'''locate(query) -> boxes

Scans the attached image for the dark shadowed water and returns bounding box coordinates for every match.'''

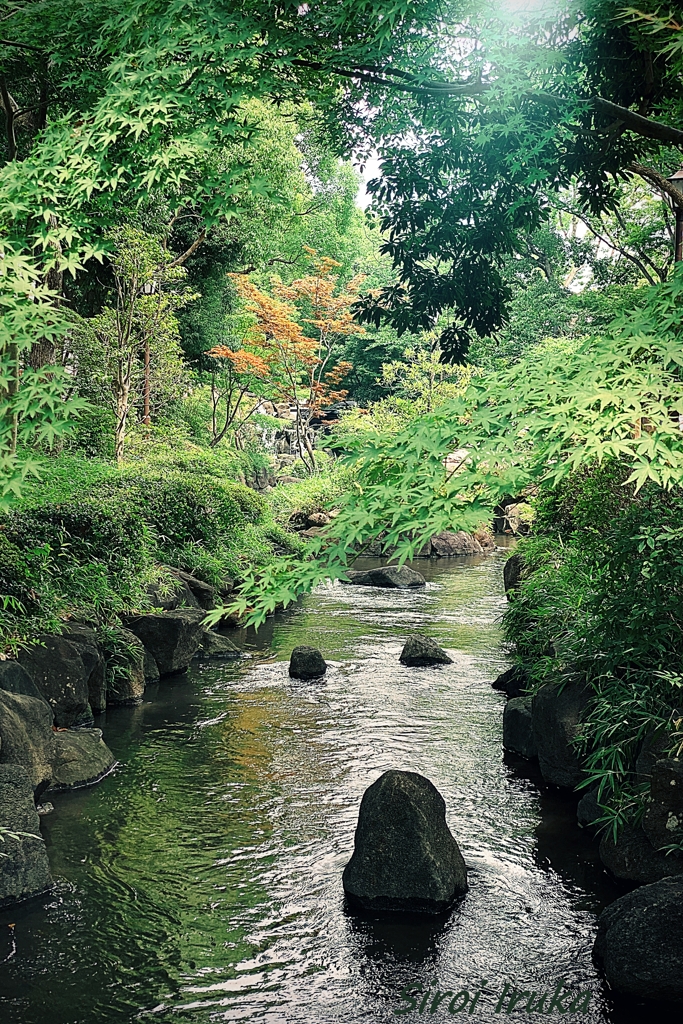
[0,552,649,1023]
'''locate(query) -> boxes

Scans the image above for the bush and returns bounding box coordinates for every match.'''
[504,461,683,836]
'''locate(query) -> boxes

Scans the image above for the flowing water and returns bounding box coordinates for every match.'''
[0,552,646,1023]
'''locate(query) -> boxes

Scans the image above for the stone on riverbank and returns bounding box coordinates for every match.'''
[643,758,683,851]
[492,665,528,699]
[503,553,524,598]
[593,875,683,1003]
[0,765,52,908]
[399,635,452,667]
[430,531,483,556]
[598,824,683,884]
[342,770,467,914]
[123,609,205,677]
[503,696,537,758]
[531,680,591,788]
[18,635,96,728]
[0,661,46,702]
[60,624,107,714]
[577,788,602,830]
[106,628,146,705]
[0,691,54,794]
[343,565,426,590]
[198,630,240,659]
[49,728,116,790]
[289,646,327,679]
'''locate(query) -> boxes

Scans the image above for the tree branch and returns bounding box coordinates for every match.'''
[167,229,206,268]
[0,37,44,53]
[627,162,683,206]
[291,58,683,149]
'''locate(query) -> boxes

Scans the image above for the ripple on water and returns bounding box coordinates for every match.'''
[0,554,638,1023]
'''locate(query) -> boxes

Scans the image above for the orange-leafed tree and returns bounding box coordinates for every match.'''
[205,344,272,448]
[232,250,363,471]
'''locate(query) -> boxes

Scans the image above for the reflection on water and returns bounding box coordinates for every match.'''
[0,553,645,1023]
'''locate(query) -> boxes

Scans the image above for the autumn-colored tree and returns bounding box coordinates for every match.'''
[232,251,362,471]
[205,344,272,448]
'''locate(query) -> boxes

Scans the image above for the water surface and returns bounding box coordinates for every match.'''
[0,553,641,1023]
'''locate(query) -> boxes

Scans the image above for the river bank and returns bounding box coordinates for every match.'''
[0,552,648,1024]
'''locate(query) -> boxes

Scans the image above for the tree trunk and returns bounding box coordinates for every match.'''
[115,385,130,463]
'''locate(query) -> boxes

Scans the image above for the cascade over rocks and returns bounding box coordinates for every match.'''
[0,691,54,794]
[18,635,97,728]
[122,609,205,676]
[49,728,116,790]
[594,875,683,1003]
[0,765,52,908]
[289,646,327,679]
[531,680,591,788]
[399,635,452,667]
[342,769,467,914]
[503,696,537,758]
[343,565,426,589]
[598,824,683,884]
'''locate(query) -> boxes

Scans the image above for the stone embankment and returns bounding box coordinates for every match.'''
[498,548,683,1003]
[0,568,239,907]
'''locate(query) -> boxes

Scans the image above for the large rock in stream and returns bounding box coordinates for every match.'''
[343,565,426,590]
[0,690,54,794]
[599,824,683,884]
[531,680,591,788]
[49,728,116,790]
[594,875,683,1003]
[503,696,537,758]
[399,635,452,667]
[342,770,467,914]
[289,646,327,680]
[0,765,53,907]
[18,635,98,727]
[122,609,205,676]
[430,531,483,556]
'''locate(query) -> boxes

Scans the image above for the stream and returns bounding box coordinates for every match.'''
[0,551,643,1023]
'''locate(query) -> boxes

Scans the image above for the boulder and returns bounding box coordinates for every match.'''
[307,511,330,527]
[198,630,240,659]
[106,628,146,705]
[635,728,670,786]
[146,578,197,611]
[173,570,216,611]
[18,635,95,728]
[503,696,537,758]
[0,691,54,794]
[643,758,683,851]
[122,609,205,677]
[598,824,683,884]
[492,665,528,699]
[503,552,524,597]
[143,650,160,684]
[531,680,591,788]
[289,646,327,680]
[0,661,46,702]
[593,875,683,1003]
[60,623,107,714]
[342,770,467,914]
[577,788,602,830]
[49,728,116,790]
[0,765,52,907]
[343,565,426,590]
[473,528,496,552]
[430,531,483,556]
[399,635,452,667]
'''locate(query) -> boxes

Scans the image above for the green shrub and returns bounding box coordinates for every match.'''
[504,461,683,837]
